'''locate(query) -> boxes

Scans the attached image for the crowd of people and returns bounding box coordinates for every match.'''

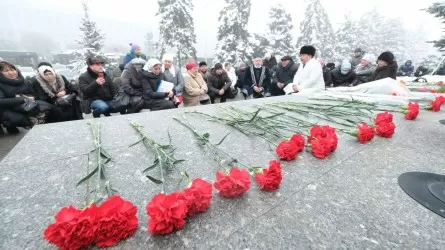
[0,42,419,135]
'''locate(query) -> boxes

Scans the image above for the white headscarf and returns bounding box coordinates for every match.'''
[161,54,176,77]
[38,66,56,80]
[362,54,376,65]
[144,58,161,72]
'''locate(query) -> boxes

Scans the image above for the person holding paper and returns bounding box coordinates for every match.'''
[142,59,176,111]
[162,54,184,103]
[183,62,208,107]
[288,45,325,94]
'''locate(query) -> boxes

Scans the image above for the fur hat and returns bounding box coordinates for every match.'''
[87,56,105,65]
[377,51,395,64]
[199,61,207,67]
[299,45,316,57]
[214,63,223,70]
[252,52,263,59]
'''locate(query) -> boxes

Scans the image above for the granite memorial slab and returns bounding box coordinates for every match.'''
[0,95,444,249]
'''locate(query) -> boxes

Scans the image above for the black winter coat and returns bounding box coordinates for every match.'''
[142,71,169,100]
[235,68,246,89]
[79,68,117,101]
[370,62,398,81]
[0,73,33,110]
[31,75,78,104]
[206,69,232,94]
[322,66,333,86]
[397,61,414,76]
[121,63,147,97]
[273,60,298,86]
[331,69,356,87]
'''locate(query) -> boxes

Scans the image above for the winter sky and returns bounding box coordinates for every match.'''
[1,0,443,57]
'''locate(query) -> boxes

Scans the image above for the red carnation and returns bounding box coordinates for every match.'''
[255,160,282,191]
[357,123,375,144]
[376,122,396,138]
[290,134,305,152]
[374,112,393,125]
[426,99,442,112]
[310,137,332,159]
[276,141,299,161]
[95,196,138,248]
[214,168,251,198]
[404,102,420,120]
[323,126,338,152]
[146,192,188,235]
[308,125,338,153]
[44,205,98,250]
[181,178,213,216]
[437,96,445,105]
[308,125,327,141]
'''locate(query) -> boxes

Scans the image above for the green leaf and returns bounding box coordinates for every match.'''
[100,147,112,159]
[160,145,170,150]
[143,159,159,173]
[203,133,210,139]
[173,159,185,165]
[215,133,231,146]
[101,157,111,165]
[146,175,163,184]
[129,139,143,148]
[77,166,99,186]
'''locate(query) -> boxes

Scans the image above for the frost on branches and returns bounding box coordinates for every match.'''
[296,0,337,61]
[424,2,445,53]
[335,14,364,61]
[253,4,295,58]
[214,0,253,66]
[157,0,198,66]
[74,1,105,74]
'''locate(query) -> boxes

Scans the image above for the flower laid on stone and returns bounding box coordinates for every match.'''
[403,102,420,120]
[179,178,213,217]
[276,140,299,161]
[290,134,305,152]
[214,168,251,198]
[376,121,396,138]
[307,125,338,159]
[374,111,393,125]
[146,192,188,235]
[348,123,376,144]
[254,160,282,192]
[426,96,445,112]
[44,196,138,249]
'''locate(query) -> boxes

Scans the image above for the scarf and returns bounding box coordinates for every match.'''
[0,73,27,97]
[250,65,266,87]
[162,64,176,78]
[36,70,65,98]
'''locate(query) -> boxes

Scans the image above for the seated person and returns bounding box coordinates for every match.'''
[79,56,118,118]
[207,63,233,103]
[32,62,83,122]
[331,59,356,87]
[120,58,147,113]
[270,55,298,96]
[162,54,184,103]
[414,65,430,77]
[141,59,176,111]
[397,60,414,76]
[351,54,376,86]
[290,45,325,92]
[183,62,208,107]
[369,51,398,81]
[319,59,333,88]
[243,54,271,98]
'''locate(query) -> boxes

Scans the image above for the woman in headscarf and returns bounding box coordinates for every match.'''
[0,61,41,134]
[161,54,184,104]
[32,62,83,122]
[122,43,147,66]
[183,61,208,107]
[120,58,147,113]
[142,59,176,111]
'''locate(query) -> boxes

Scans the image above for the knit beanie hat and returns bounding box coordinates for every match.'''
[340,59,352,74]
[214,63,223,70]
[377,51,395,64]
[186,62,198,70]
[130,43,140,51]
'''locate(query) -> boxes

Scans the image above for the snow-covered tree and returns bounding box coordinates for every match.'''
[73,1,105,74]
[356,8,385,55]
[250,33,270,58]
[157,0,197,66]
[214,0,252,66]
[296,0,337,61]
[335,14,364,60]
[424,2,445,53]
[264,4,295,58]
[380,18,409,63]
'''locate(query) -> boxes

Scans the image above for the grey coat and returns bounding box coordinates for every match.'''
[352,64,376,86]
[163,67,185,96]
[121,63,147,96]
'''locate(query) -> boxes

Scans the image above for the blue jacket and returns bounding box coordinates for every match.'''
[122,52,147,66]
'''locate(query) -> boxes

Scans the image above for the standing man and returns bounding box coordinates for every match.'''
[289,46,325,93]
[270,55,298,96]
[206,63,232,104]
[79,56,118,118]
[243,53,271,99]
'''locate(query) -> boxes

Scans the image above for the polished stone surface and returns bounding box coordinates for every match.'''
[1,94,445,249]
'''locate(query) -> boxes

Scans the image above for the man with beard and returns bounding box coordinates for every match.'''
[243,53,271,99]
[270,55,298,96]
[206,63,232,104]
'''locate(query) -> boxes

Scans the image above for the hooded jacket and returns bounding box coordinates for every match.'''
[121,63,148,97]
[397,60,414,76]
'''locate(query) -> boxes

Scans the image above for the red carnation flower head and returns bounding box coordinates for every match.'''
[180,178,213,216]
[254,160,282,192]
[310,137,332,159]
[374,112,393,125]
[289,134,305,152]
[426,99,442,112]
[376,122,396,138]
[146,192,188,235]
[44,205,98,250]
[214,168,251,198]
[95,196,138,248]
[437,96,445,105]
[309,125,327,141]
[276,141,299,161]
[403,102,420,120]
[357,123,375,144]
[323,125,338,152]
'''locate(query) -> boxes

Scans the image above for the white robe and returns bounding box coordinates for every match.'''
[288,58,325,93]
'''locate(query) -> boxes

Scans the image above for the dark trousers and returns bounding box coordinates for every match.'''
[0,110,33,128]
[269,82,285,96]
[144,99,176,111]
[208,89,233,104]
